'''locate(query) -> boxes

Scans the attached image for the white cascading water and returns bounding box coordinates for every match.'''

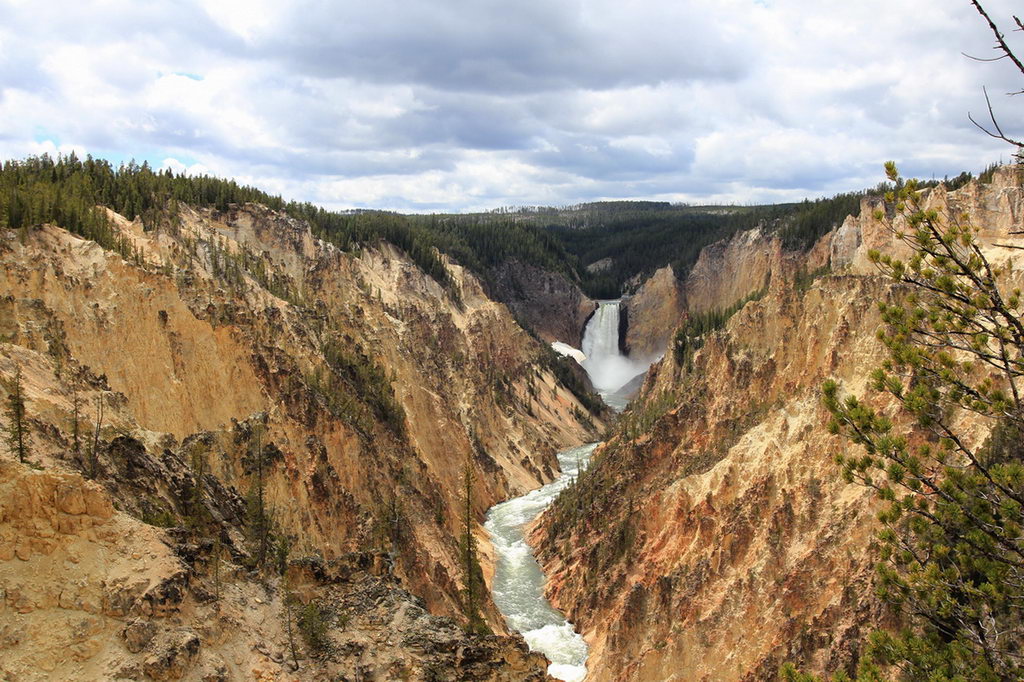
[581,300,648,411]
[485,443,597,682]
[485,301,654,680]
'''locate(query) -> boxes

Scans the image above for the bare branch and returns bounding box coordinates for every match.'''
[971,0,1024,76]
[968,87,1024,149]
[962,51,1009,63]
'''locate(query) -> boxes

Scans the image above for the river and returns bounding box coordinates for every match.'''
[485,300,652,680]
[484,442,597,681]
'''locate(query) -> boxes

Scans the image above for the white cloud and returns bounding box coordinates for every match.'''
[160,157,211,177]
[196,0,283,42]
[0,0,1021,210]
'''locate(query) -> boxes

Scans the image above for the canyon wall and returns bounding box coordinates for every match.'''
[622,265,683,360]
[624,226,791,364]
[0,202,602,679]
[535,167,1024,681]
[490,260,596,347]
[0,458,552,681]
[682,226,778,315]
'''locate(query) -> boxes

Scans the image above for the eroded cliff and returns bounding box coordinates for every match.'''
[0,458,553,681]
[535,167,1024,681]
[622,266,682,361]
[0,201,602,680]
[490,260,596,348]
[623,226,786,365]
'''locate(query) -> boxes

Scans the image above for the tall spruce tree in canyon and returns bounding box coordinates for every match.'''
[4,366,28,464]
[461,459,490,635]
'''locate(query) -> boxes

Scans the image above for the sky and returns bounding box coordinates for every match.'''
[1,0,1022,212]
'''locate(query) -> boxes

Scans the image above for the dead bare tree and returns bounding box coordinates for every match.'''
[966,1,1024,159]
[89,394,104,479]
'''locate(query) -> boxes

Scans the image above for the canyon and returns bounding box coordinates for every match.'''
[2,163,1021,682]
[534,167,1024,681]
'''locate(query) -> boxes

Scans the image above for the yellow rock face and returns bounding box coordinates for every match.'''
[1,200,602,622]
[536,168,1024,681]
[1,196,605,680]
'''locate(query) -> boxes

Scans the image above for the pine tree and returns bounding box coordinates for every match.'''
[245,419,273,568]
[787,5,1024,676]
[284,591,300,671]
[255,422,268,564]
[212,537,224,608]
[460,458,490,635]
[187,447,213,536]
[4,366,28,463]
[88,393,105,479]
[793,163,1024,681]
[71,387,81,461]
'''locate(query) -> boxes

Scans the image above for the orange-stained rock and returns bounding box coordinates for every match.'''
[624,265,683,360]
[0,194,595,681]
[536,168,1024,681]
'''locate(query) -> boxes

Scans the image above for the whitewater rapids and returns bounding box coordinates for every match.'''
[484,443,597,682]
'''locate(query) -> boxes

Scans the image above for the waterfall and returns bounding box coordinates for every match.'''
[581,300,647,411]
[484,303,657,681]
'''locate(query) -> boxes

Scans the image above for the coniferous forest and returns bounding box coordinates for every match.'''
[0,153,996,303]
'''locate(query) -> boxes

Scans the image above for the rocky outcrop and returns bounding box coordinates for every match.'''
[0,459,552,681]
[0,460,191,680]
[623,228,779,366]
[534,168,1024,681]
[622,265,683,360]
[283,557,553,681]
[683,226,778,315]
[828,167,1024,276]
[490,260,596,346]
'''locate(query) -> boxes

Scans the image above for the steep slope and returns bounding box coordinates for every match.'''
[489,261,596,348]
[682,226,779,315]
[534,168,1024,681]
[622,265,683,360]
[622,199,854,359]
[0,200,602,679]
[623,225,799,362]
[0,457,552,681]
[622,228,783,366]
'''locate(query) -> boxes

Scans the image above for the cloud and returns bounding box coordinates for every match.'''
[0,0,1021,211]
[251,0,750,93]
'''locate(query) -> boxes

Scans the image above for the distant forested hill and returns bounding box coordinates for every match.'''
[0,154,575,302]
[421,196,866,298]
[3,153,986,301]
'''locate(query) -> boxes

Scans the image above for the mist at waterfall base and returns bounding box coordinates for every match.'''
[581,300,651,411]
[485,443,597,682]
